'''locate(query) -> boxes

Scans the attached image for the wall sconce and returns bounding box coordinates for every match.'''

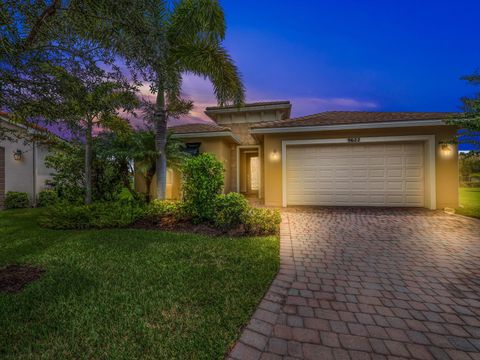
[270,149,280,161]
[13,149,23,161]
[440,143,453,158]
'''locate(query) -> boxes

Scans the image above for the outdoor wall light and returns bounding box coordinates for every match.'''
[440,143,453,158]
[270,149,280,161]
[13,149,23,161]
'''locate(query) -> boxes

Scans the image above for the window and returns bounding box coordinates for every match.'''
[185,143,201,156]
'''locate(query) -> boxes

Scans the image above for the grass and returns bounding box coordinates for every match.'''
[0,209,279,359]
[457,187,480,219]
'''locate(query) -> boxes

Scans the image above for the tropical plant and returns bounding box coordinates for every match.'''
[182,153,224,223]
[213,192,249,230]
[133,0,245,200]
[1,0,158,121]
[4,191,30,209]
[1,1,155,202]
[244,208,282,236]
[45,141,126,203]
[39,201,146,230]
[40,66,138,204]
[448,73,480,148]
[96,129,187,202]
[37,189,59,207]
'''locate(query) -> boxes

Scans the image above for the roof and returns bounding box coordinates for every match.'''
[252,111,457,129]
[0,112,69,142]
[168,122,241,143]
[168,123,230,134]
[205,101,291,111]
[0,111,49,133]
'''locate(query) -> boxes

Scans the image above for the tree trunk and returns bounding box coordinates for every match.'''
[145,176,152,203]
[154,85,168,200]
[85,119,93,204]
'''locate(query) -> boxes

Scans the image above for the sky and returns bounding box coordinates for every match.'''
[173,0,480,150]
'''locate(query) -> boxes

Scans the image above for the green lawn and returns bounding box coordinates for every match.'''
[0,209,279,359]
[457,187,480,219]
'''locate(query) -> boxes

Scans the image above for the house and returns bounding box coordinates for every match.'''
[0,113,54,207]
[136,101,459,209]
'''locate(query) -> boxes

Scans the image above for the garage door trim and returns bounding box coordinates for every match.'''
[281,135,436,209]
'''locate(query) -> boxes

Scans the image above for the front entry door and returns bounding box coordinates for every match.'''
[246,154,259,194]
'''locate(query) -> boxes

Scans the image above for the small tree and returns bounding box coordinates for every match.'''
[182,153,224,223]
[449,73,480,149]
[45,140,126,203]
[41,66,138,204]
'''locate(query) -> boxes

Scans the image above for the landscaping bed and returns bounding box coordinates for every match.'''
[0,264,45,293]
[132,215,230,236]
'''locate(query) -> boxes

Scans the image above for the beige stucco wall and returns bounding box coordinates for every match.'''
[0,121,53,206]
[135,138,233,200]
[213,110,285,126]
[262,126,459,209]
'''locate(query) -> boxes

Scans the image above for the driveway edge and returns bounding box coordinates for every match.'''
[228,214,294,360]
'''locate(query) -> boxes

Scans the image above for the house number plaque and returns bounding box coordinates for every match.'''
[347,137,361,143]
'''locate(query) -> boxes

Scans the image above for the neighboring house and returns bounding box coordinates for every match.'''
[136,101,459,210]
[0,113,54,207]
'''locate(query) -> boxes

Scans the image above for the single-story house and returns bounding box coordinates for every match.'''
[136,101,459,209]
[0,113,53,207]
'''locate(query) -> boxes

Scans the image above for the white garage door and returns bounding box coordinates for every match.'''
[286,142,425,207]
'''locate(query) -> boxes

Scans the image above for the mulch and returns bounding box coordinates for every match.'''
[0,264,45,293]
[132,216,246,237]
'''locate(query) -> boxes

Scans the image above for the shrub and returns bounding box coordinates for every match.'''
[39,201,146,230]
[4,192,30,209]
[37,190,59,207]
[244,207,282,236]
[145,200,186,219]
[213,193,249,230]
[182,153,224,223]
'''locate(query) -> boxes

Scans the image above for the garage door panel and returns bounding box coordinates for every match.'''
[405,168,422,178]
[335,169,350,178]
[286,142,425,207]
[352,169,368,178]
[405,143,424,153]
[386,168,403,177]
[368,157,386,165]
[406,155,423,165]
[369,169,385,178]
[386,155,403,164]
[406,195,423,205]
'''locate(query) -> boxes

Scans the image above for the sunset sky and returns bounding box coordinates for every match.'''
[173,0,479,135]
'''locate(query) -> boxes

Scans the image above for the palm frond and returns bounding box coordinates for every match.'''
[171,38,245,105]
[168,0,225,45]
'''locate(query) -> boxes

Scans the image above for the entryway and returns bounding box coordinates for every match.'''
[237,146,261,198]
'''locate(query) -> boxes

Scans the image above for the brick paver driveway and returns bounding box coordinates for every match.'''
[229,208,480,360]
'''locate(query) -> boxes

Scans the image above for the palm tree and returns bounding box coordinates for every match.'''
[148,0,245,199]
[97,129,188,202]
[133,131,187,202]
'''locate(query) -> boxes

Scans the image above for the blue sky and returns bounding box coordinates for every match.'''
[181,0,479,125]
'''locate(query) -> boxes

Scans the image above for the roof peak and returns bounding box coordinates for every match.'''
[205,101,291,111]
